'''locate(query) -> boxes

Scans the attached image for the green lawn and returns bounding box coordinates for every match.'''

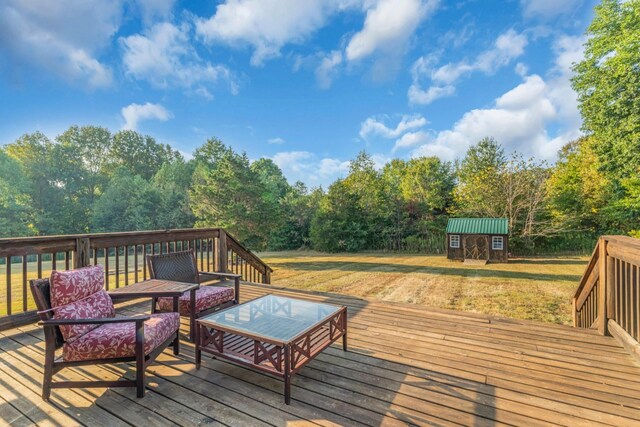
[257,252,589,325]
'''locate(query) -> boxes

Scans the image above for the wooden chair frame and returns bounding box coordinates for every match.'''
[30,278,180,400]
[146,250,241,341]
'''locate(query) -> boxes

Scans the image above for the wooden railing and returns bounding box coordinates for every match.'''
[0,228,272,329]
[573,235,640,360]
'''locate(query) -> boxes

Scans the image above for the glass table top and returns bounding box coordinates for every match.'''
[198,294,343,343]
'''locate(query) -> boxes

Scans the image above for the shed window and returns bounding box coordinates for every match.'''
[450,235,460,248]
[492,236,504,250]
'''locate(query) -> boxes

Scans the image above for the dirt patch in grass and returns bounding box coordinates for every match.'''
[258,251,588,325]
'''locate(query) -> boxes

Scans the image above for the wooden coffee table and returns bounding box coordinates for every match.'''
[195,294,347,404]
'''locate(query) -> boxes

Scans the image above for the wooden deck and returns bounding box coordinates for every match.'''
[1,283,640,426]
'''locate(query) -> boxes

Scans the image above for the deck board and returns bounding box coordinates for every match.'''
[1,283,640,426]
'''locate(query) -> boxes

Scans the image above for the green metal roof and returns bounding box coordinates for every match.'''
[446,218,508,235]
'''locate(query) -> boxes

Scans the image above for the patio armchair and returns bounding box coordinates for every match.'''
[146,249,241,341]
[30,265,180,400]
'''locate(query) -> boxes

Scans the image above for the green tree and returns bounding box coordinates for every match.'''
[454,137,506,217]
[0,150,35,237]
[109,130,180,180]
[269,182,322,250]
[55,126,112,204]
[572,0,640,175]
[571,0,640,235]
[4,132,67,234]
[546,137,609,232]
[152,159,196,229]
[91,168,163,232]
[190,138,277,249]
[310,179,370,252]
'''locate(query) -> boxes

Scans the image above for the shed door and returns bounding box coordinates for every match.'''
[464,235,489,260]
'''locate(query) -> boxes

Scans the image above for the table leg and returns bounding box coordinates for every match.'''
[342,308,348,351]
[195,324,202,369]
[284,345,291,405]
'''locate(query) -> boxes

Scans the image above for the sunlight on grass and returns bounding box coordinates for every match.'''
[258,251,588,325]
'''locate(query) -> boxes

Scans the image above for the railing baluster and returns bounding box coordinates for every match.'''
[124,245,129,287]
[6,256,11,315]
[37,254,42,279]
[143,244,148,280]
[105,248,110,290]
[22,255,28,312]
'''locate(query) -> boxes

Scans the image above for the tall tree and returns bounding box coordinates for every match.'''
[572,0,640,176]
[152,159,196,229]
[0,150,35,237]
[109,130,180,180]
[91,168,163,232]
[190,138,277,249]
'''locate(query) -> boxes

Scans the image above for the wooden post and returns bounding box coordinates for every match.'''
[572,297,577,327]
[606,253,615,324]
[598,237,608,335]
[264,269,271,285]
[217,229,228,273]
[74,238,91,269]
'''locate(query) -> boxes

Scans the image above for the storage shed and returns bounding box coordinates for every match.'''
[446,218,509,263]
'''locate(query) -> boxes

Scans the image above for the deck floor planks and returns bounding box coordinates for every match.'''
[0,283,639,426]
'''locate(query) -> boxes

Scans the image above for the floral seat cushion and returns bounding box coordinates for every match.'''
[50,265,114,342]
[156,286,234,315]
[62,312,180,362]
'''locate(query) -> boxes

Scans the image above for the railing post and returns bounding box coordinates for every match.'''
[572,297,577,327]
[217,229,228,273]
[74,238,90,269]
[606,253,615,324]
[264,270,271,285]
[598,237,608,335]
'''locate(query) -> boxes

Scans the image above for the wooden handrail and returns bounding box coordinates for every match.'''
[0,228,272,330]
[573,235,640,362]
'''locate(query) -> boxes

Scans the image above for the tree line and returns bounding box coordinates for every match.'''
[0,0,637,254]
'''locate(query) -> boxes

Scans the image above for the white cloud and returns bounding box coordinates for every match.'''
[360,114,428,140]
[345,0,437,62]
[272,151,350,185]
[267,137,285,144]
[0,0,120,88]
[408,29,528,105]
[393,130,430,152]
[196,0,347,66]
[136,0,176,24]
[315,50,343,89]
[521,0,583,20]
[121,102,172,131]
[408,84,455,105]
[411,34,585,163]
[121,22,237,98]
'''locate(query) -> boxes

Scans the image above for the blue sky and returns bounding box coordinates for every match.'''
[0,0,596,186]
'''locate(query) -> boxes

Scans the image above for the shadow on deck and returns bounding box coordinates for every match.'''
[1,283,639,426]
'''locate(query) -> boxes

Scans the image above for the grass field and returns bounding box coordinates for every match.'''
[2,251,588,325]
[258,251,589,325]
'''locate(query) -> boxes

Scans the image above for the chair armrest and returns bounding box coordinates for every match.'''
[199,271,242,280]
[39,315,150,327]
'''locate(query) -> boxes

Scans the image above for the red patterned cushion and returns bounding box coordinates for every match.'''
[50,265,114,342]
[156,286,234,315]
[62,313,180,362]
[50,265,105,307]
